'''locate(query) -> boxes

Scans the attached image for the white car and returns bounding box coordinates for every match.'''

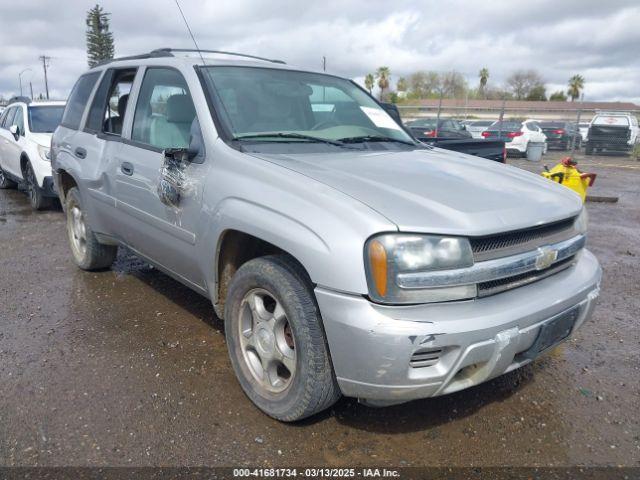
[482,118,548,156]
[463,119,495,139]
[0,98,66,209]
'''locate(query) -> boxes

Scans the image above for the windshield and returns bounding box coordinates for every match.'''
[28,106,65,133]
[200,66,415,149]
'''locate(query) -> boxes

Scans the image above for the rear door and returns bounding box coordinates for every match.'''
[80,67,137,235]
[114,66,207,289]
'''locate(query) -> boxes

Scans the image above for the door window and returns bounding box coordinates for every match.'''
[131,68,197,150]
[85,68,136,136]
[61,72,101,130]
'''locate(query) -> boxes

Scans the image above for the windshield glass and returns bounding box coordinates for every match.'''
[28,106,65,133]
[200,66,415,148]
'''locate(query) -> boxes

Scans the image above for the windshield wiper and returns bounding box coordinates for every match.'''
[337,135,416,146]
[233,132,349,147]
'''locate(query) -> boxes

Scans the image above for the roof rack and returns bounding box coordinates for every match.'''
[151,48,286,64]
[95,49,174,67]
[7,96,31,105]
[94,48,286,68]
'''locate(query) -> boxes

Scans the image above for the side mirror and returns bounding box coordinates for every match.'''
[9,125,19,139]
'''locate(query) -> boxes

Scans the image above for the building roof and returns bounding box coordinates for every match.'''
[411,98,640,112]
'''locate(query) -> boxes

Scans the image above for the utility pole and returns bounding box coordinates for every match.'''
[322,56,326,72]
[39,55,51,99]
[30,82,34,100]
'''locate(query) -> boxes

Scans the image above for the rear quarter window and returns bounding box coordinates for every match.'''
[61,72,101,130]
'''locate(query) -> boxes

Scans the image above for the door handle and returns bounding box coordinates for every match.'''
[121,162,134,176]
[74,147,87,159]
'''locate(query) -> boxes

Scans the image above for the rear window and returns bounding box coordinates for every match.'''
[592,115,629,126]
[471,120,494,127]
[28,106,65,133]
[61,72,101,130]
[487,121,521,131]
[540,122,564,128]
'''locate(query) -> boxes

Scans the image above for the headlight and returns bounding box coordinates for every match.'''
[365,234,476,304]
[38,145,51,162]
[574,208,588,235]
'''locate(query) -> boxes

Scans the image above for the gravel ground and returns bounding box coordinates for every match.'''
[0,151,638,467]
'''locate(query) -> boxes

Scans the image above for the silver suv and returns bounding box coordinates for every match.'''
[52,49,602,421]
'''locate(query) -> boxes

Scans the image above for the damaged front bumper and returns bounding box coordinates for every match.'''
[316,249,601,405]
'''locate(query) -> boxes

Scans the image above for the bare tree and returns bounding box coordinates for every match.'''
[506,69,545,100]
[440,71,468,98]
[407,71,440,98]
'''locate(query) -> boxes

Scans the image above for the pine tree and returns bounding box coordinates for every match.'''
[86,4,115,68]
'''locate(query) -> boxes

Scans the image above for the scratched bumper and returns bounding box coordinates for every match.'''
[315,249,601,404]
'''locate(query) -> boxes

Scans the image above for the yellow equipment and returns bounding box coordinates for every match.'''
[542,157,596,202]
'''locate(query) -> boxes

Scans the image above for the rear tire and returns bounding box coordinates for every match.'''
[0,165,17,189]
[65,187,117,270]
[224,254,340,421]
[24,161,52,210]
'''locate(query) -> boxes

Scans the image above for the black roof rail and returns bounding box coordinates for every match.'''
[151,48,286,64]
[7,96,31,105]
[94,49,174,67]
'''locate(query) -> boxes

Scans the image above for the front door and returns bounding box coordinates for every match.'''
[3,107,26,177]
[114,67,207,290]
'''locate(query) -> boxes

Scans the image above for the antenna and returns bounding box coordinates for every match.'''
[173,0,206,65]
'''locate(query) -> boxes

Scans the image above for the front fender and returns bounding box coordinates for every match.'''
[204,194,393,304]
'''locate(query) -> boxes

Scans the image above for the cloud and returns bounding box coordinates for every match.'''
[0,0,638,103]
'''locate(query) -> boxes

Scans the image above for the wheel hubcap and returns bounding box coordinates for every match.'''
[238,288,296,393]
[68,205,87,258]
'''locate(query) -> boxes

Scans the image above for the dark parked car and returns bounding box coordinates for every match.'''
[405,118,472,139]
[539,121,582,150]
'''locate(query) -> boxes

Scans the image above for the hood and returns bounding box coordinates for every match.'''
[29,132,52,148]
[249,148,583,236]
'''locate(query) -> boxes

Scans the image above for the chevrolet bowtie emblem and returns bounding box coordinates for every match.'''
[535,246,558,270]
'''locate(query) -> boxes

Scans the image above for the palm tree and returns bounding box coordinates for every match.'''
[478,67,489,97]
[567,74,585,101]
[364,73,375,95]
[376,66,391,100]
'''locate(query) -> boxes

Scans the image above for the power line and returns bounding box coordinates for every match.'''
[39,55,51,100]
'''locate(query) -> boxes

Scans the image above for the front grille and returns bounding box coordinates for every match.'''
[470,218,576,261]
[477,256,575,298]
[410,348,443,368]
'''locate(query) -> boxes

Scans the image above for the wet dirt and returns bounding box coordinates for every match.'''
[0,152,638,467]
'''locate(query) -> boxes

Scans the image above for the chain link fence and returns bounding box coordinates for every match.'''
[397,99,640,160]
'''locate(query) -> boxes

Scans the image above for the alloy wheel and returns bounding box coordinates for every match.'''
[68,205,87,259]
[238,288,296,393]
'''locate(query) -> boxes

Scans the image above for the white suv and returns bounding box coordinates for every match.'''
[0,97,66,209]
[482,118,548,156]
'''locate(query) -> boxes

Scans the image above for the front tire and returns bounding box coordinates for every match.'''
[24,161,52,210]
[224,254,340,421]
[65,187,117,270]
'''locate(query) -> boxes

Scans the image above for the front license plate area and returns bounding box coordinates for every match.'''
[523,307,580,359]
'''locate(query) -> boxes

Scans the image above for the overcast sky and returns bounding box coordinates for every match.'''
[0,0,638,103]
